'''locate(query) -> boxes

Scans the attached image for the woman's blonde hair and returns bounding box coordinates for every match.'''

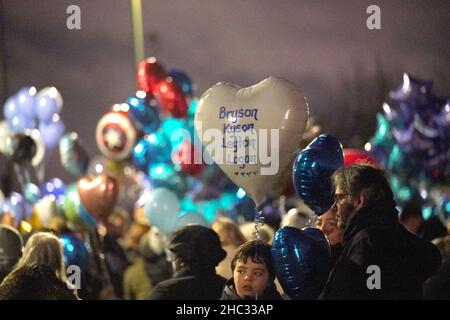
[212,217,246,247]
[6,232,66,282]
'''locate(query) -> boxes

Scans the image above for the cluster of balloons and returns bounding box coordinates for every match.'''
[366,73,449,219]
[2,86,65,149]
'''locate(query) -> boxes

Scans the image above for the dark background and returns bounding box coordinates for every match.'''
[0,0,449,184]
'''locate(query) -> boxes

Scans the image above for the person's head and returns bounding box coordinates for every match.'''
[8,232,66,282]
[332,164,394,229]
[212,217,246,247]
[168,225,226,273]
[315,207,343,246]
[399,200,424,235]
[124,222,151,251]
[0,225,23,281]
[231,240,275,299]
[106,207,129,239]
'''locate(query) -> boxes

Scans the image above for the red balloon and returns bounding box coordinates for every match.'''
[137,57,166,94]
[343,148,379,167]
[77,174,119,221]
[154,77,188,118]
[178,140,204,175]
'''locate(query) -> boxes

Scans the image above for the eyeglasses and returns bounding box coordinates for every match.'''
[333,193,348,203]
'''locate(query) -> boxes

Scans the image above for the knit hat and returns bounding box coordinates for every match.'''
[169,225,226,268]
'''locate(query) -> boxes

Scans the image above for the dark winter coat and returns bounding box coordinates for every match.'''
[319,200,441,300]
[148,266,227,300]
[0,266,77,300]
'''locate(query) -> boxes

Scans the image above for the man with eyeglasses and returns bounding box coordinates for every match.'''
[319,164,441,300]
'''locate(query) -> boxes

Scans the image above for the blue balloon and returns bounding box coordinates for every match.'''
[175,212,208,228]
[293,134,344,215]
[3,96,19,120]
[127,93,161,134]
[161,117,189,149]
[133,132,171,169]
[168,70,193,98]
[144,188,180,234]
[180,196,199,214]
[9,114,35,133]
[2,192,27,226]
[148,163,187,197]
[39,116,65,149]
[42,178,66,204]
[60,233,89,271]
[59,132,90,177]
[272,226,331,300]
[36,94,58,122]
[16,87,37,120]
[78,202,97,226]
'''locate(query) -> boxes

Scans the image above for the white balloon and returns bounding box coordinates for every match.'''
[194,76,308,206]
[38,87,63,112]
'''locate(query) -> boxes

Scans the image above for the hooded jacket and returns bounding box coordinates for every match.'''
[220,278,283,300]
[319,199,441,300]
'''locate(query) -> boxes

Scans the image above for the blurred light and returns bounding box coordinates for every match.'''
[364,142,372,152]
[402,73,410,93]
[422,206,432,220]
[20,221,32,233]
[382,103,391,115]
[136,90,146,99]
[67,244,74,252]
[95,164,103,173]
[420,189,428,199]
[236,188,246,199]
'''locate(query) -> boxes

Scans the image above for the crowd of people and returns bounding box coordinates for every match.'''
[0,164,449,300]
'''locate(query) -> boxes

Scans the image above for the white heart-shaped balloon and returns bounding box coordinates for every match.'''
[195,76,308,206]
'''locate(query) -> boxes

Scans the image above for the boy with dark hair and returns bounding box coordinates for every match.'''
[221,240,283,300]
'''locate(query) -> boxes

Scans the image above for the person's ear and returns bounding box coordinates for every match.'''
[356,193,366,209]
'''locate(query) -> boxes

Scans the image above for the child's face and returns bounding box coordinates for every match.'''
[233,258,270,299]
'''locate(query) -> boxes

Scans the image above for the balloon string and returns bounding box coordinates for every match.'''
[253,209,264,241]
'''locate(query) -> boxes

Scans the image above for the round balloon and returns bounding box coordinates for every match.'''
[127,91,161,134]
[59,132,90,177]
[195,76,308,207]
[144,188,180,234]
[42,178,66,204]
[63,183,83,226]
[96,111,137,161]
[343,148,379,167]
[136,57,166,94]
[154,76,188,118]
[175,212,208,228]
[4,133,37,163]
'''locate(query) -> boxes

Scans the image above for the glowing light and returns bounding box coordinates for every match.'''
[95,164,103,173]
[364,142,372,152]
[236,188,246,199]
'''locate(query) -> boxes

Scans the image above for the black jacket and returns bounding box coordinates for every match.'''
[0,266,77,300]
[319,200,441,300]
[148,266,227,300]
[220,278,283,300]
